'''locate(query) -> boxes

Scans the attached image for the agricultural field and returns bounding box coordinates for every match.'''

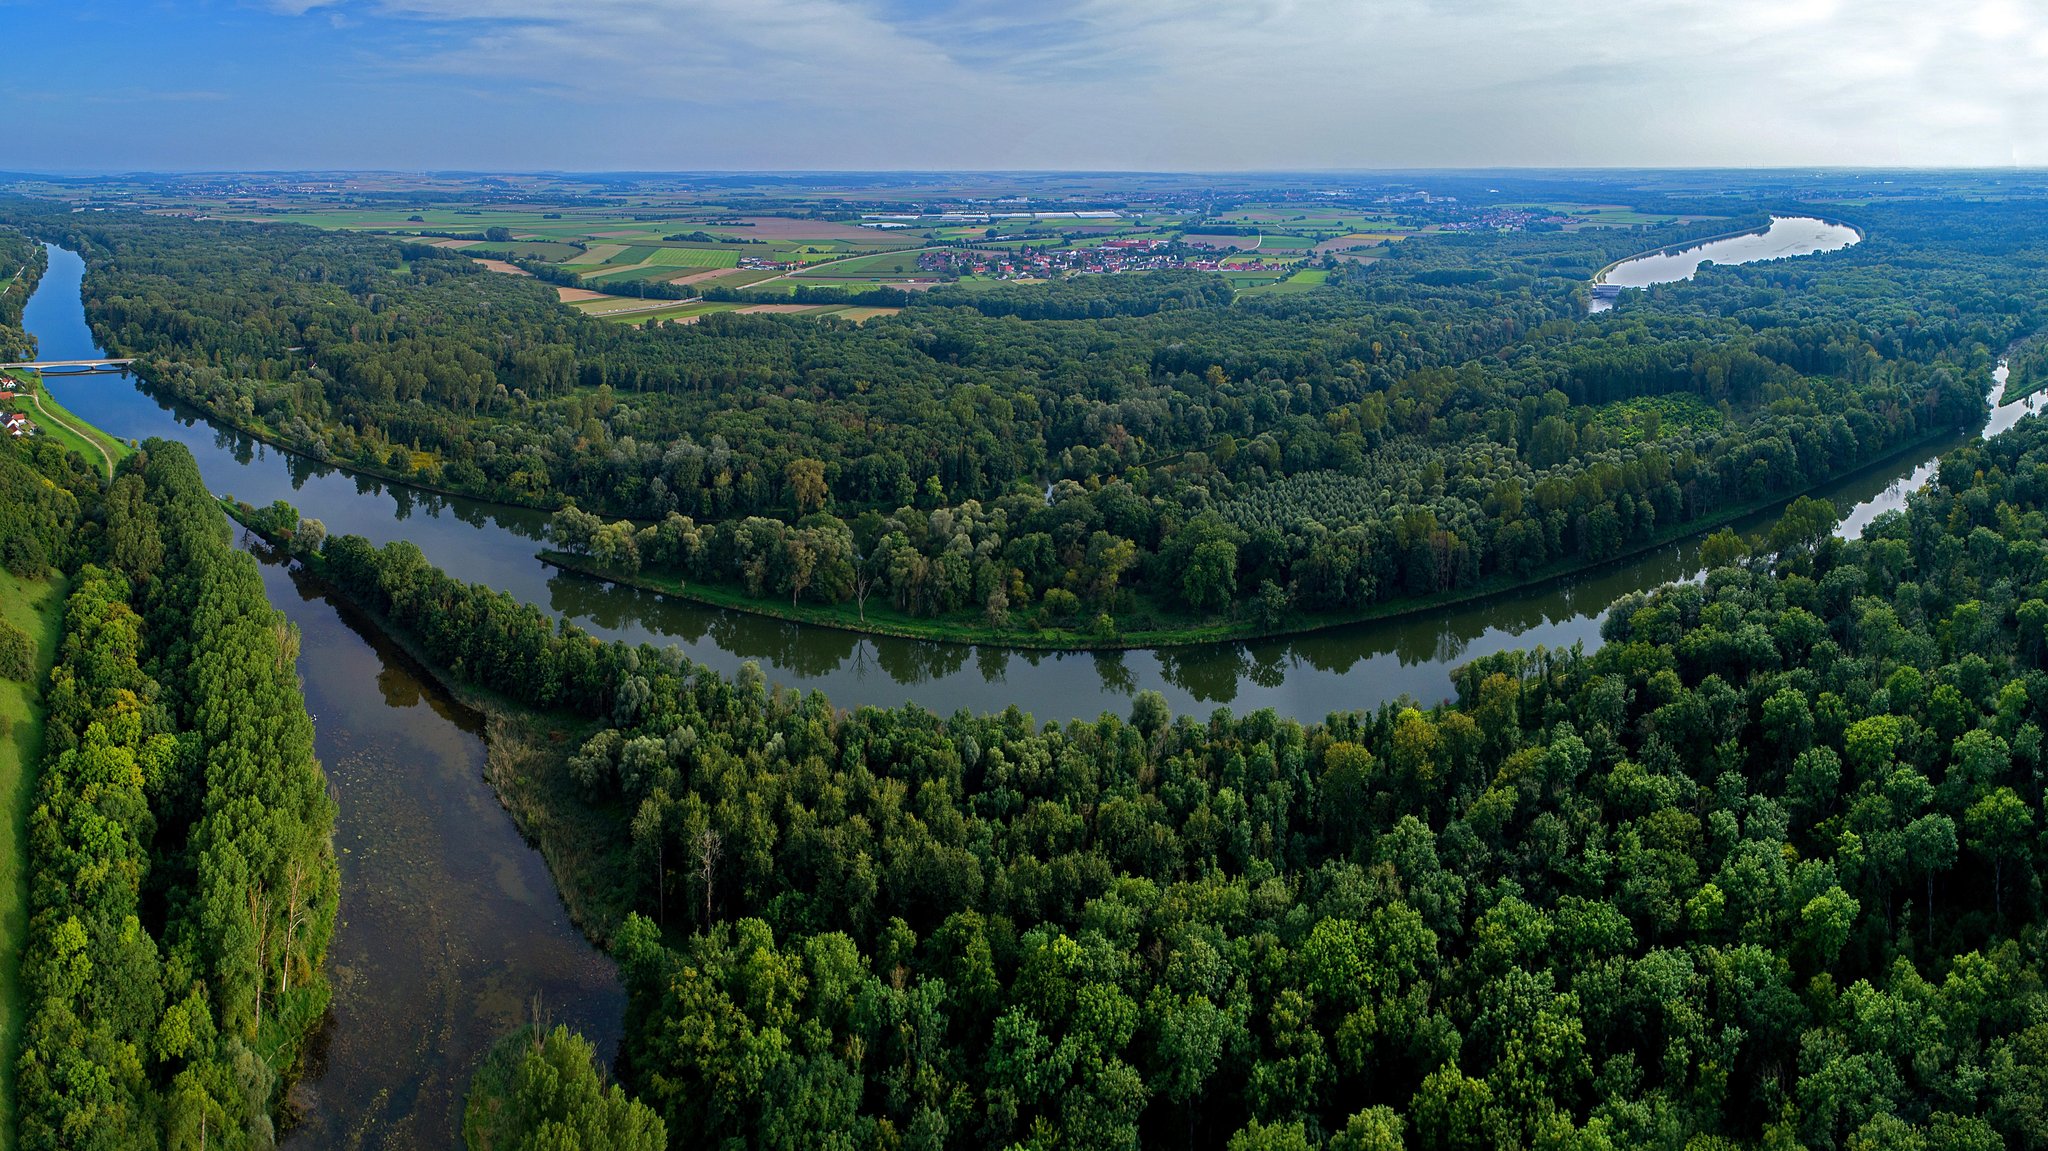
[122,173,1722,315]
[642,246,742,268]
[1240,267,1330,295]
[786,248,935,281]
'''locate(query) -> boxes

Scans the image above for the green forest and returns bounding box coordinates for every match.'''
[285,403,2048,1151]
[0,232,44,363]
[13,185,2048,1150]
[5,198,2038,643]
[0,431,337,1150]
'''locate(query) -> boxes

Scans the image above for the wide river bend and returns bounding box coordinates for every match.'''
[21,239,2041,1146]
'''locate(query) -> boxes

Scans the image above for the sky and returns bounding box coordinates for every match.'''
[3,0,2045,171]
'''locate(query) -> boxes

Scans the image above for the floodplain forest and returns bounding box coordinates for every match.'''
[297,399,2048,1151]
[9,176,2048,1151]
[11,194,2038,644]
[1,430,338,1151]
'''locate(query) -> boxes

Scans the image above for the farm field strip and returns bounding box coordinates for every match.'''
[642,246,742,268]
[563,243,627,264]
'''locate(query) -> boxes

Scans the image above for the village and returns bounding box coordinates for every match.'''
[0,375,35,439]
[915,235,1302,280]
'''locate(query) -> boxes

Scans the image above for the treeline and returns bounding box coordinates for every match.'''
[7,436,338,1149]
[921,270,1236,319]
[6,197,2046,637]
[299,410,2048,1150]
[0,229,46,360]
[548,351,1975,634]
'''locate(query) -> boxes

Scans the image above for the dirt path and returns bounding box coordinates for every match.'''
[28,390,113,477]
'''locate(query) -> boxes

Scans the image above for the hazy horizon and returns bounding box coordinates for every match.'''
[6,0,2043,172]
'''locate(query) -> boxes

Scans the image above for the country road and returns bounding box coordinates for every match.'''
[28,389,114,477]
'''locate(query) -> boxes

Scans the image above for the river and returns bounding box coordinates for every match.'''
[21,239,2044,1143]
[1588,215,1861,313]
[30,244,2037,727]
[24,246,623,1148]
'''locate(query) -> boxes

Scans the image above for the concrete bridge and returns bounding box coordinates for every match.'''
[0,358,136,373]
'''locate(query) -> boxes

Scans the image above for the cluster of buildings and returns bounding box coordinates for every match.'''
[916,237,1256,280]
[0,382,37,438]
[1435,206,1576,232]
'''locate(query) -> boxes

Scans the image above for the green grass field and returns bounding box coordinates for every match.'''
[821,306,903,323]
[0,567,65,1151]
[578,264,674,284]
[1240,268,1330,296]
[789,248,929,279]
[5,373,135,479]
[643,246,742,268]
[710,268,786,288]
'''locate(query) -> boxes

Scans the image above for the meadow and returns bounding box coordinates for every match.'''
[0,567,64,1151]
[641,246,742,268]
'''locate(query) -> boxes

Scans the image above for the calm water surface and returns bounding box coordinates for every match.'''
[263,555,621,1150]
[29,243,2024,730]
[27,245,622,1149]
[1589,216,1861,312]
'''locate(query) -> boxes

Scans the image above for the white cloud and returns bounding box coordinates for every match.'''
[283,0,2048,166]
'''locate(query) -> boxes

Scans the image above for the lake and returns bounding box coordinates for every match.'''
[1589,215,1861,312]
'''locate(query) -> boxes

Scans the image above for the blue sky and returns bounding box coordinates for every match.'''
[4,0,2044,171]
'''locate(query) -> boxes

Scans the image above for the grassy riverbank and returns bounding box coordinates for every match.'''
[2,370,133,480]
[538,425,1963,651]
[0,569,66,1151]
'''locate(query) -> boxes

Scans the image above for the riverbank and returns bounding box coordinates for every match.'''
[0,569,65,1151]
[119,359,558,510]
[2,369,133,479]
[307,572,636,944]
[225,503,639,947]
[538,423,1965,652]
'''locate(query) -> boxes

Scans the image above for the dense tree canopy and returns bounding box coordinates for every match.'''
[464,1024,666,1151]
[7,198,2039,636]
[0,230,46,361]
[6,435,337,1150]
[316,408,2048,1150]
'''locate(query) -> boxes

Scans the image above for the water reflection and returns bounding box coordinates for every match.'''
[1589,216,1861,312]
[29,243,2035,728]
[254,549,621,1151]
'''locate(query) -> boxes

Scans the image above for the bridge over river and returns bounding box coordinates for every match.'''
[0,357,136,372]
